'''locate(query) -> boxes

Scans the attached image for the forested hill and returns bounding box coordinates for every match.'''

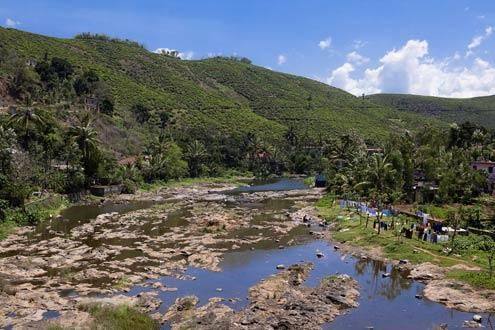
[0,27,441,154]
[369,93,495,129]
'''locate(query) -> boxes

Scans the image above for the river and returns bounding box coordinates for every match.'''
[0,178,488,329]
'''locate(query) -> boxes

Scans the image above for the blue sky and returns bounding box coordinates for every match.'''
[2,0,495,97]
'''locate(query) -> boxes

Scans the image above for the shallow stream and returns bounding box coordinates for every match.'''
[30,179,492,329]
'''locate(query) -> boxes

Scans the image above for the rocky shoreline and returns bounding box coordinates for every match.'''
[3,179,491,329]
[325,225,495,316]
[0,182,328,328]
[162,263,359,329]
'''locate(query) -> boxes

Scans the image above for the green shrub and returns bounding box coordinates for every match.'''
[447,270,495,290]
[79,304,158,330]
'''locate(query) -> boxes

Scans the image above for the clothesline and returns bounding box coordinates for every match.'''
[338,200,393,217]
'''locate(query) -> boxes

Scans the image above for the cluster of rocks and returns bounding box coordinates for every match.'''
[163,263,360,329]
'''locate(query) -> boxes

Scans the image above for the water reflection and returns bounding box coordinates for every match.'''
[355,259,412,300]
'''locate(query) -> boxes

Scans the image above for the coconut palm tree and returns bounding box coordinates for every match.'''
[185,140,207,177]
[8,106,47,148]
[367,154,396,234]
[68,113,99,181]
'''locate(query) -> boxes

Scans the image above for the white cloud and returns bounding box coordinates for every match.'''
[5,18,20,28]
[154,48,194,60]
[468,36,483,50]
[277,54,287,65]
[327,39,495,98]
[467,26,493,55]
[346,51,370,65]
[178,51,194,60]
[318,37,332,50]
[352,40,367,49]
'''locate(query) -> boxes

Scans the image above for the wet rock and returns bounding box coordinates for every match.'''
[473,314,483,322]
[136,292,162,312]
[208,297,225,303]
[415,294,423,299]
[167,263,359,329]
[151,282,164,289]
[382,273,391,278]
[162,295,200,324]
[276,264,285,270]
[408,263,445,281]
[316,252,325,258]
[463,320,484,328]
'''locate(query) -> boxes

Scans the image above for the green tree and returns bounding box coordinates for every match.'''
[8,106,47,148]
[366,154,396,234]
[68,113,100,181]
[186,140,208,177]
[131,104,151,124]
[478,236,495,278]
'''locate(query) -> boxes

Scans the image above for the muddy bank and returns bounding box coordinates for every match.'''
[0,181,325,328]
[163,263,359,329]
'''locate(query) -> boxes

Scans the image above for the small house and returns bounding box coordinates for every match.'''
[471,160,495,194]
[315,174,327,188]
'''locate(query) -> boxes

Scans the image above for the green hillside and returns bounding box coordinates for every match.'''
[0,27,444,153]
[369,93,495,129]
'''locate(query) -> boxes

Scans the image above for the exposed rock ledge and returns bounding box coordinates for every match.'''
[406,262,495,313]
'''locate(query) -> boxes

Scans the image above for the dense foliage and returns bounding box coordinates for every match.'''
[325,123,494,208]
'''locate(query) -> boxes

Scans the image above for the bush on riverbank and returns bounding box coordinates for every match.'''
[46,304,158,330]
[79,304,158,330]
[0,196,69,240]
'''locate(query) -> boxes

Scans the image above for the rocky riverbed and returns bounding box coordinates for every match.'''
[1,179,492,329]
[163,263,359,329]
[0,181,327,328]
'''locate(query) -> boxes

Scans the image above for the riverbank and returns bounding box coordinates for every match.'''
[316,197,495,314]
[0,179,327,328]
[2,179,489,329]
[0,176,251,241]
[0,195,70,240]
